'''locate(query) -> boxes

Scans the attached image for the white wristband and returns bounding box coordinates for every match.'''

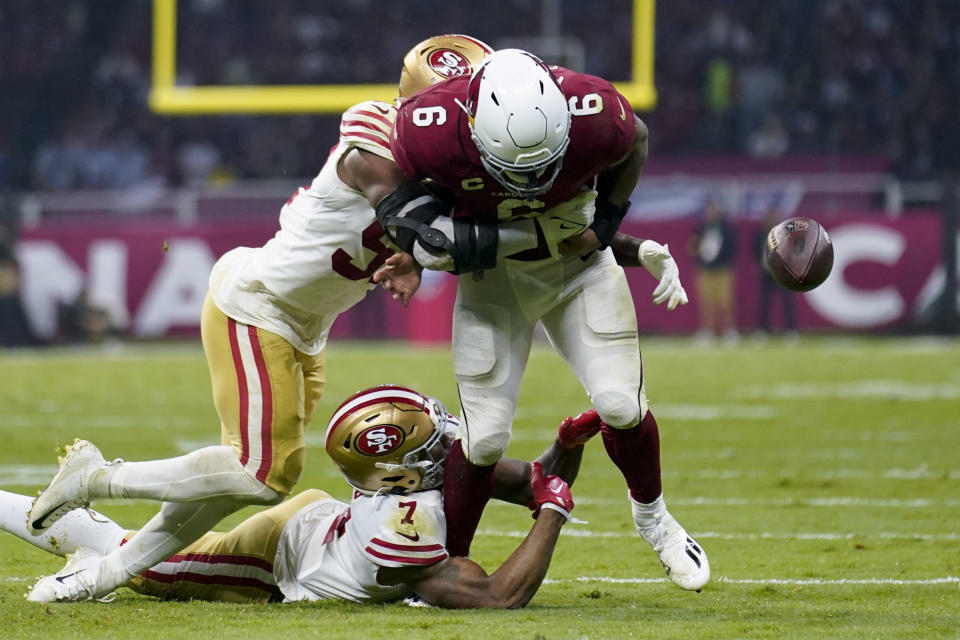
[539,502,571,522]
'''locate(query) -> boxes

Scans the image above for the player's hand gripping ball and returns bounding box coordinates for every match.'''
[765,217,834,292]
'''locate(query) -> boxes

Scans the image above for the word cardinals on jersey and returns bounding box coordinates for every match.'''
[392,67,636,226]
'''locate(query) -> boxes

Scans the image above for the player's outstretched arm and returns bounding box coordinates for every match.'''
[560,114,649,257]
[378,464,573,609]
[490,409,599,507]
[609,232,689,310]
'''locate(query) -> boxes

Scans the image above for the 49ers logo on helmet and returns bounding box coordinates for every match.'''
[356,425,406,456]
[428,49,470,78]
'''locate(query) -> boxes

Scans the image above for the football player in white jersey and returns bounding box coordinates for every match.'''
[22,34,533,603]
[4,386,584,608]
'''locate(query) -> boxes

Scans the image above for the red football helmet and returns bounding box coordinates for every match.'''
[324,385,452,494]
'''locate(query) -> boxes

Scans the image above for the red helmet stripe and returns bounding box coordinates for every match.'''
[325,386,428,447]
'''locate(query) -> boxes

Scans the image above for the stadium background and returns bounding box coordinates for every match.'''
[1,0,958,347]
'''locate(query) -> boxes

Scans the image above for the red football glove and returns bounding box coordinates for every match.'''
[528,462,574,521]
[558,409,603,450]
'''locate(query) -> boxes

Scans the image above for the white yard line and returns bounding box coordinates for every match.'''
[478,528,960,541]
[544,576,960,586]
[3,575,954,587]
[568,496,960,507]
[738,380,960,400]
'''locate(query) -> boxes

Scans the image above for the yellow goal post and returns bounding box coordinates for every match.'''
[148,0,656,115]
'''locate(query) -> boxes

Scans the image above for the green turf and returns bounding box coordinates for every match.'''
[1,337,958,639]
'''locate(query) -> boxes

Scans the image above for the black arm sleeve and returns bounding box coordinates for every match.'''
[448,218,498,274]
[374,181,449,254]
[374,181,499,275]
[589,200,631,249]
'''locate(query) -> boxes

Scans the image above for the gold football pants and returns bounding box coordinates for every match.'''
[128,489,330,603]
[201,294,326,495]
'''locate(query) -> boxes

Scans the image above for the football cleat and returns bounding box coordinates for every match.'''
[633,498,710,591]
[26,546,113,603]
[28,439,106,534]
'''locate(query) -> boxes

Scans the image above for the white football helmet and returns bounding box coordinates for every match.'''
[324,385,451,495]
[398,34,494,99]
[462,49,571,197]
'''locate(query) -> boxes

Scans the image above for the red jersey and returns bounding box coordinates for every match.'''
[392,68,636,224]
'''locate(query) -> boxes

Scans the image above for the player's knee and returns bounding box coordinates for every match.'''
[464,431,510,466]
[236,472,284,505]
[255,486,285,505]
[593,390,641,429]
[200,446,285,505]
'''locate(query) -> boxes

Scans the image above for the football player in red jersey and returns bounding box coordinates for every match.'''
[374,49,709,591]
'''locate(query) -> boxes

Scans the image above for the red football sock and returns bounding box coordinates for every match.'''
[600,409,663,504]
[442,440,496,557]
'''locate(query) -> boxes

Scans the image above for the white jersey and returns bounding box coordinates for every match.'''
[209,101,398,355]
[273,489,448,603]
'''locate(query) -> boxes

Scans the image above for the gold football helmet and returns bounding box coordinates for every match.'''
[398,34,494,98]
[324,385,452,495]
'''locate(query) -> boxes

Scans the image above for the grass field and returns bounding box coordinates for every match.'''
[0,337,958,639]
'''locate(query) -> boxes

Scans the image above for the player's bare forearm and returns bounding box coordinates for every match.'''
[491,439,584,506]
[338,148,409,207]
[610,232,643,267]
[372,252,422,306]
[382,510,565,608]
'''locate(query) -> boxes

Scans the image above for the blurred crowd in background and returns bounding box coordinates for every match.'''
[1,0,959,194]
[1,0,958,346]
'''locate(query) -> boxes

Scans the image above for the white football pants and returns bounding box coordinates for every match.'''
[453,248,647,465]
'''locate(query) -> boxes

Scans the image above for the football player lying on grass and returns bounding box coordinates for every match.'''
[1,385,601,608]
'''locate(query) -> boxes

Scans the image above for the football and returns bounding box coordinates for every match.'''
[764,217,834,292]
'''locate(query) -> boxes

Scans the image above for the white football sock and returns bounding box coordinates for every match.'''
[88,446,281,504]
[0,489,125,556]
[630,493,667,529]
[94,497,243,595]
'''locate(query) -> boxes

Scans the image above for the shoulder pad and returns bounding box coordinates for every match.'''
[340,100,397,161]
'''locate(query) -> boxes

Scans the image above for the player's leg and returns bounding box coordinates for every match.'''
[696,270,720,338]
[297,348,326,432]
[541,253,656,493]
[204,293,317,498]
[89,303,319,593]
[0,489,125,556]
[26,296,297,533]
[543,253,709,590]
[716,269,738,339]
[27,497,246,602]
[446,272,535,556]
[129,489,330,603]
[97,294,313,502]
